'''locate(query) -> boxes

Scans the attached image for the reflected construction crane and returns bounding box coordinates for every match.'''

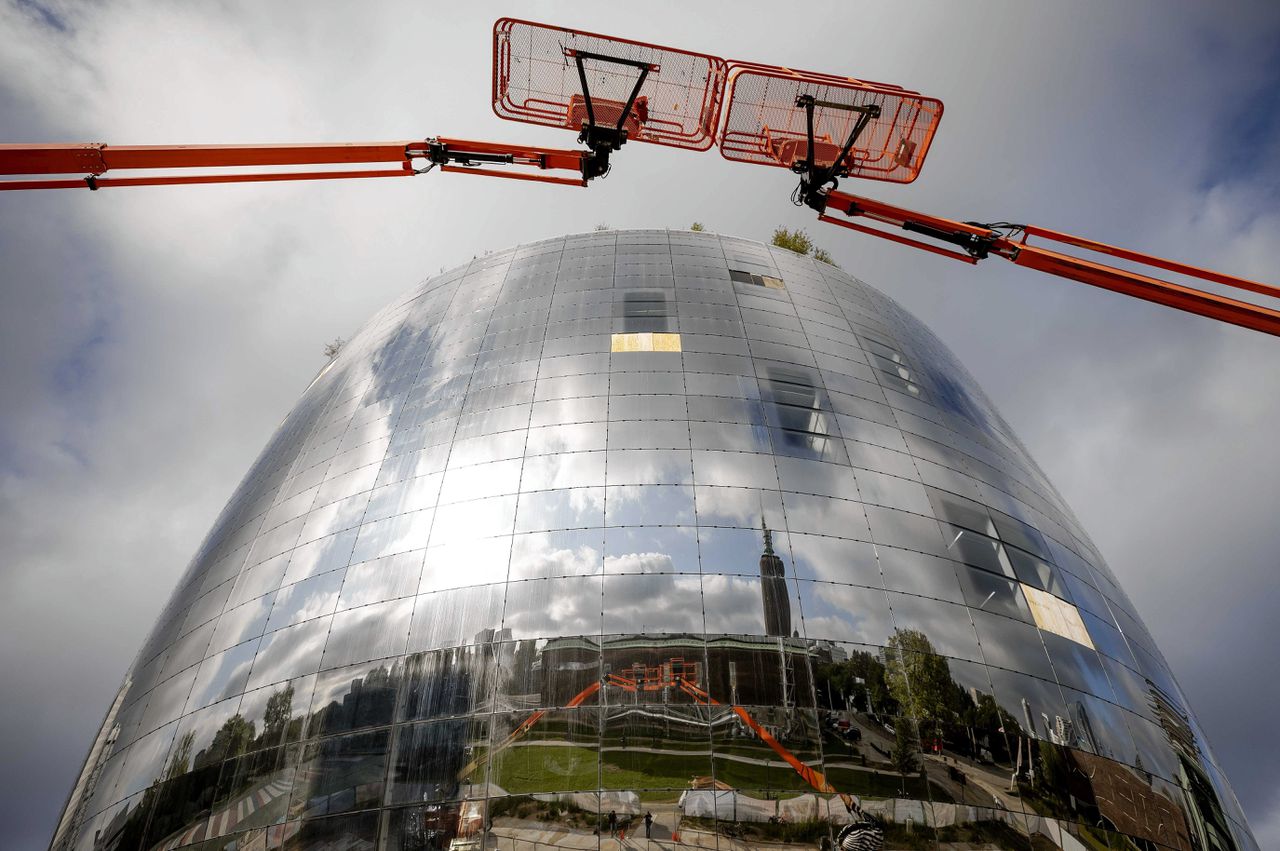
[460,656,882,835]
[2,17,1276,337]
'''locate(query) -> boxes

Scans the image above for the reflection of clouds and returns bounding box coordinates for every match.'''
[603,574,703,634]
[209,593,274,653]
[247,619,330,691]
[332,435,393,481]
[448,430,527,468]
[691,450,777,491]
[971,610,1055,680]
[409,585,506,651]
[363,474,443,525]
[530,396,609,429]
[63,235,1240,843]
[227,552,289,608]
[376,447,445,491]
[604,484,694,525]
[320,598,413,669]
[421,538,510,591]
[186,640,258,711]
[701,575,768,634]
[526,422,607,455]
[693,486,784,529]
[788,533,879,585]
[438,458,523,504]
[1040,630,1114,699]
[282,529,358,586]
[514,488,604,532]
[338,409,397,453]
[313,463,380,508]
[798,582,893,645]
[521,452,606,491]
[116,723,177,799]
[246,516,306,568]
[509,534,602,579]
[535,373,606,401]
[266,571,343,633]
[782,492,871,539]
[430,496,516,545]
[138,666,199,738]
[568,488,604,516]
[502,577,601,639]
[338,552,422,610]
[605,526,698,571]
[698,526,775,576]
[604,551,674,574]
[260,487,321,537]
[605,449,692,486]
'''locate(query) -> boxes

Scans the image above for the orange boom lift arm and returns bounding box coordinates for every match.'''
[806,188,1280,339]
[673,672,862,816]
[0,138,598,191]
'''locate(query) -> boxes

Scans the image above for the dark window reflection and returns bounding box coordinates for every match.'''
[619,289,672,333]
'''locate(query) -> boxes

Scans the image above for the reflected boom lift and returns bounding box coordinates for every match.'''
[462,657,867,818]
[1,17,1276,336]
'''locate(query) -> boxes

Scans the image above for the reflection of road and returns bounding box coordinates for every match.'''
[829,717,1031,817]
[156,766,294,849]
[921,752,1020,811]
[488,804,716,851]
[487,816,599,851]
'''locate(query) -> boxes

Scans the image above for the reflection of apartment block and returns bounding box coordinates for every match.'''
[1020,697,1037,739]
[1051,714,1073,747]
[1071,751,1194,851]
[1069,699,1100,756]
[1150,679,1200,762]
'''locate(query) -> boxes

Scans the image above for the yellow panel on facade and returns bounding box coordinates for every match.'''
[1022,584,1095,649]
[610,332,647,352]
[610,332,682,353]
[651,332,682,351]
[759,275,785,290]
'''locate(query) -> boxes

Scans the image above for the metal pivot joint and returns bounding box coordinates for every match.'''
[566,48,658,180]
[793,94,880,211]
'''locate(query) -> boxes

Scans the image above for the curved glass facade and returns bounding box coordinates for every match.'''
[53,230,1256,851]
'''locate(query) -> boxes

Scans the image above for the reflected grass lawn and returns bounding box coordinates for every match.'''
[492,743,861,801]
[488,742,950,804]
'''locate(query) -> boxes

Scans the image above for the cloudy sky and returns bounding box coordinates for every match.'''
[2,1,1278,847]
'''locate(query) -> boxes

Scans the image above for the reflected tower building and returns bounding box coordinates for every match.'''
[759,523,791,638]
[51,230,1257,851]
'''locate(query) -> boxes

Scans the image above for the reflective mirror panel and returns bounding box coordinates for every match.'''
[51,232,1254,851]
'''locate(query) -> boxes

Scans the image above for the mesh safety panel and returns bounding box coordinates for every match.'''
[493,18,727,151]
[719,63,943,184]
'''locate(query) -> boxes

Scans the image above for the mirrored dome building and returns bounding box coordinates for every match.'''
[53,230,1256,851]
